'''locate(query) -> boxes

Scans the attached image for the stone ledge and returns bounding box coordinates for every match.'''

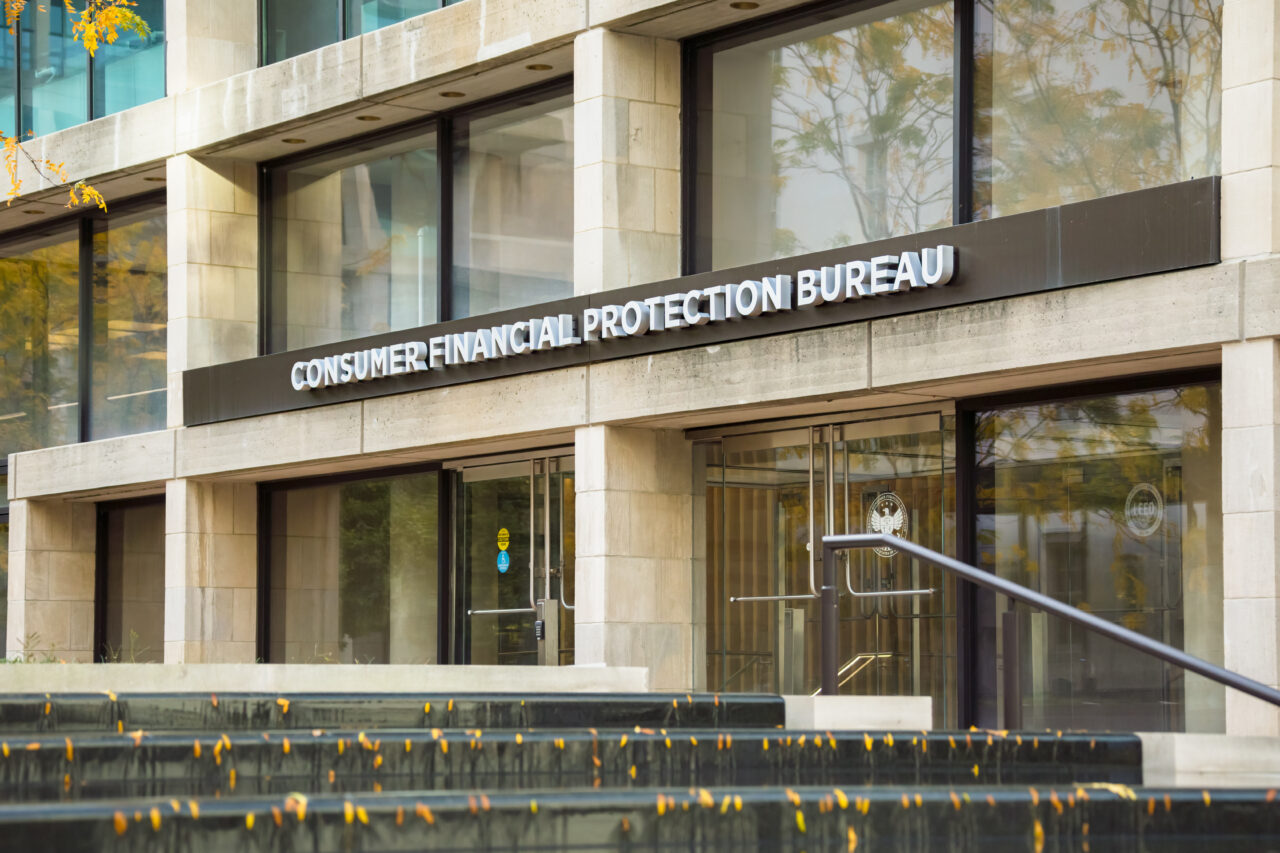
[0,662,650,694]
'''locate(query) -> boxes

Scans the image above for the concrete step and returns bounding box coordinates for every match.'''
[0,728,1141,801]
[0,692,783,734]
[0,784,1274,851]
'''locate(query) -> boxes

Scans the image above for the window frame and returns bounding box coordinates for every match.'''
[258,76,572,356]
[0,190,166,477]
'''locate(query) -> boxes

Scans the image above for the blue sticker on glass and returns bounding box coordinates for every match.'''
[497,550,511,573]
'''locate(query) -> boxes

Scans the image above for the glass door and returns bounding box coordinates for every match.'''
[452,455,574,665]
[703,413,956,725]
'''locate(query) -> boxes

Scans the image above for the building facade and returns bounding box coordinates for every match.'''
[0,0,1275,735]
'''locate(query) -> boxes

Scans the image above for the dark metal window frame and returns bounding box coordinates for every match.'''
[680,0,983,274]
[4,5,167,136]
[257,76,572,356]
[952,365,1223,727]
[0,191,166,494]
[92,493,165,663]
[256,461,450,664]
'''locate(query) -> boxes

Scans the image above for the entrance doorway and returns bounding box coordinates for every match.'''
[700,412,956,725]
[451,455,575,666]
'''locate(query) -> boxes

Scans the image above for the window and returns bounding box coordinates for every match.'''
[266,83,573,354]
[974,0,1221,218]
[974,382,1223,732]
[691,0,955,271]
[96,498,165,663]
[5,0,164,137]
[266,469,441,664]
[688,0,1221,272]
[261,0,464,65]
[0,197,166,460]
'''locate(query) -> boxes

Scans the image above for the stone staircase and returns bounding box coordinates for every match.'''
[0,691,1274,850]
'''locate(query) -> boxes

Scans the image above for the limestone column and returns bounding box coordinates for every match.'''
[164,480,258,663]
[1221,339,1280,735]
[574,426,695,690]
[5,500,96,661]
[164,0,258,94]
[573,29,681,295]
[166,154,259,428]
[1221,0,1280,257]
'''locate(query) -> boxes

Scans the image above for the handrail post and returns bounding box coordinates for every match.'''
[821,545,838,696]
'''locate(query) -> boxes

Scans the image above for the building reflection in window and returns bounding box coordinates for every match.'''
[91,209,167,441]
[696,0,955,269]
[451,94,574,319]
[267,471,440,664]
[973,0,1222,217]
[0,227,80,458]
[269,131,440,352]
[975,383,1223,732]
[19,3,87,136]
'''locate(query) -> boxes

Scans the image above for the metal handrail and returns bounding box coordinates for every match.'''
[818,533,1280,713]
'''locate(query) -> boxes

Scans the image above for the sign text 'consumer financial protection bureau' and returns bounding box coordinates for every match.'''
[289,246,956,392]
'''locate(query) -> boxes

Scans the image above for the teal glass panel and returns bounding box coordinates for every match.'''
[19,4,87,136]
[262,0,340,64]
[91,0,165,119]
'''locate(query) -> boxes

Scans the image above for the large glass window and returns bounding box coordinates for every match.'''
[0,226,81,457]
[90,0,165,120]
[91,208,167,440]
[975,383,1223,732]
[452,94,574,319]
[266,85,572,353]
[690,0,1221,273]
[98,499,165,663]
[267,469,440,664]
[19,3,87,137]
[269,131,439,351]
[693,0,955,270]
[974,0,1222,218]
[0,200,166,458]
[262,0,459,64]
[7,1,164,137]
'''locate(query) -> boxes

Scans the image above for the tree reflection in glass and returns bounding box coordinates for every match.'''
[706,0,954,269]
[974,0,1221,217]
[0,228,80,457]
[975,385,1223,732]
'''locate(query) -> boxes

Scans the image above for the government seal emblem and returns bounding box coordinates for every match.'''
[867,492,908,557]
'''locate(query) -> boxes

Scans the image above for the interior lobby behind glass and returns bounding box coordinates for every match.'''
[268,471,439,664]
[451,94,574,319]
[698,0,954,270]
[269,132,439,352]
[976,384,1223,732]
[700,415,955,726]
